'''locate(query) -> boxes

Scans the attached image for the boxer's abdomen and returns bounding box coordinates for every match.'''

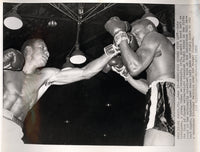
[3,71,46,121]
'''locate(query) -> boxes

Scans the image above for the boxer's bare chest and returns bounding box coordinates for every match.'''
[22,71,46,104]
[4,70,48,110]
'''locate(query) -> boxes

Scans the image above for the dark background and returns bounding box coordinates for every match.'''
[3,3,174,145]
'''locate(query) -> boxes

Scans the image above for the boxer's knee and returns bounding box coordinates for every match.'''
[144,128,174,146]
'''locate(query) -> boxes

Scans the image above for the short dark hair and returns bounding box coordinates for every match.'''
[131,19,157,31]
[21,38,43,56]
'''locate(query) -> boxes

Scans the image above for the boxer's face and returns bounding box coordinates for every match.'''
[31,40,49,67]
[131,24,148,46]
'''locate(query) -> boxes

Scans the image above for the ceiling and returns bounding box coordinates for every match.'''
[3,3,174,145]
[3,3,174,68]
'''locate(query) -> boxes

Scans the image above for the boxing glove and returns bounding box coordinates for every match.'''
[108,55,123,68]
[102,63,112,73]
[3,48,25,71]
[113,32,138,50]
[105,16,130,37]
[112,65,129,80]
[102,55,123,73]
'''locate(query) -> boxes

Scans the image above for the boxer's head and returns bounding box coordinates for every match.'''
[130,19,156,45]
[21,38,49,68]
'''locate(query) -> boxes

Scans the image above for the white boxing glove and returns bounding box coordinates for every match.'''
[111,65,130,80]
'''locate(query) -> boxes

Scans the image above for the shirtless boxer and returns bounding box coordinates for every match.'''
[2,38,119,149]
[105,17,175,145]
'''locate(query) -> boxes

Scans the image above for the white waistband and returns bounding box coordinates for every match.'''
[149,78,175,88]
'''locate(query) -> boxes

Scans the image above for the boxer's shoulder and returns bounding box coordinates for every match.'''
[140,32,161,51]
[144,32,159,41]
[40,67,60,76]
[40,67,60,73]
[145,32,166,43]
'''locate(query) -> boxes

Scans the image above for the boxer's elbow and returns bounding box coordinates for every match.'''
[129,69,141,77]
[127,62,142,77]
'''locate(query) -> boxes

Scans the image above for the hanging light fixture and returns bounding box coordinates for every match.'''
[4,4,23,30]
[62,56,74,70]
[140,4,159,27]
[70,42,86,64]
[48,20,57,27]
[70,4,86,64]
[162,23,175,45]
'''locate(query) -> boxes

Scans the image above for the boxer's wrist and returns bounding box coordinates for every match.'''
[120,66,129,80]
[123,70,131,81]
[112,65,129,80]
[104,44,120,58]
[114,31,129,46]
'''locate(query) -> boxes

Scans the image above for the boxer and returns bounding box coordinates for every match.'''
[105,17,175,145]
[3,38,119,150]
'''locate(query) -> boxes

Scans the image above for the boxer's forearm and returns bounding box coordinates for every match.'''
[119,41,141,76]
[81,53,113,79]
[126,75,149,94]
[119,41,156,77]
[47,54,113,85]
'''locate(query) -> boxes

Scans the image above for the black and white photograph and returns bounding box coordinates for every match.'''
[2,1,177,151]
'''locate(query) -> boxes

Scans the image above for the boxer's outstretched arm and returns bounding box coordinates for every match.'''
[47,54,114,85]
[126,75,149,94]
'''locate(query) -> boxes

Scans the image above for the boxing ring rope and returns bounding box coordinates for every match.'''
[81,4,116,23]
[49,3,116,24]
[49,3,78,22]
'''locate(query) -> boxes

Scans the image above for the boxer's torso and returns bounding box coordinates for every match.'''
[145,33,175,84]
[3,69,51,121]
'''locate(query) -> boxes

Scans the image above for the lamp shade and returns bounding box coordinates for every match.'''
[142,8,159,27]
[62,57,74,70]
[70,45,86,64]
[4,10,23,30]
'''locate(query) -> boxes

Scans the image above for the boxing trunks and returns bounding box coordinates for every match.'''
[144,78,175,136]
[2,109,24,151]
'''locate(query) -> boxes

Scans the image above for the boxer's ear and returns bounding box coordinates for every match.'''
[130,27,136,36]
[24,46,33,60]
[147,24,153,32]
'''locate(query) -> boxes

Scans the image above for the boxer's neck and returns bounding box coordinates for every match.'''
[22,63,37,74]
